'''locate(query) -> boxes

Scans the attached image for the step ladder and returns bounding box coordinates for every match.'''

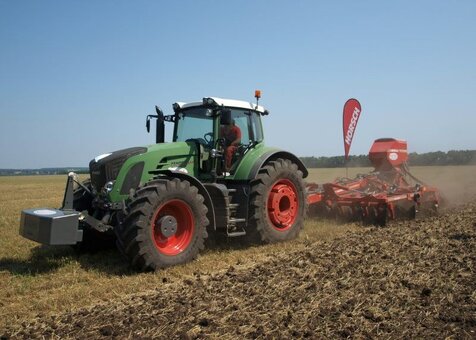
[225,188,247,237]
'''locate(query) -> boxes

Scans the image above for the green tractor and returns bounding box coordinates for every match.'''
[20,93,308,271]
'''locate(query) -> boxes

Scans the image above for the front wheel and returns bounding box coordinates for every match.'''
[118,178,208,271]
[249,158,307,243]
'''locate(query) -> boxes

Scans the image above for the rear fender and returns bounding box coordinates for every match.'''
[248,150,308,180]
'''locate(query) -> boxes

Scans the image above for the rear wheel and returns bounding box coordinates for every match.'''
[249,158,306,243]
[118,178,208,271]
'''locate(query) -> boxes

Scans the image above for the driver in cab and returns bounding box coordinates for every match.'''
[221,119,241,171]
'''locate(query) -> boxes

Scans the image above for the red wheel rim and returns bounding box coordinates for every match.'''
[151,199,194,256]
[267,179,299,231]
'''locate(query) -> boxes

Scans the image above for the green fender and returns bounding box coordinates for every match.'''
[232,143,308,180]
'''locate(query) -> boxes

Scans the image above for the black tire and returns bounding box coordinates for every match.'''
[248,158,306,243]
[117,178,208,271]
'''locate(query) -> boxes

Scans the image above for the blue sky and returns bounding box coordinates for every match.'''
[0,0,475,168]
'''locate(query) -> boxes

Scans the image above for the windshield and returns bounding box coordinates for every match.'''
[174,108,213,142]
[174,106,264,145]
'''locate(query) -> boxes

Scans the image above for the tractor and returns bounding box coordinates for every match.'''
[20,92,308,271]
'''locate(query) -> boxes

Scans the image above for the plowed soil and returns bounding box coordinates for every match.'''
[3,203,475,339]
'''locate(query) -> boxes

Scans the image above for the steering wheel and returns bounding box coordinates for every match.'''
[186,138,208,146]
[185,132,214,148]
[204,132,213,144]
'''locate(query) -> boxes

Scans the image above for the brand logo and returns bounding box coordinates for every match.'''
[345,107,361,146]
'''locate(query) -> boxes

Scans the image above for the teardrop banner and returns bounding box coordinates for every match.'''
[342,98,362,160]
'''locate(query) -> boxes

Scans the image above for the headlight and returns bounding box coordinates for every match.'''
[104,181,115,193]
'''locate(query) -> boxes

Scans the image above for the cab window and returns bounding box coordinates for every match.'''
[229,109,263,145]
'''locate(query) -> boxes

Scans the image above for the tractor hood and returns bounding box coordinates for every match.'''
[90,142,198,201]
[89,147,147,191]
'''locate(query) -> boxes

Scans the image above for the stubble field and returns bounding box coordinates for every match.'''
[1,166,475,338]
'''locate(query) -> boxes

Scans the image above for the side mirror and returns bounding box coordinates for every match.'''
[146,116,151,133]
[145,107,165,143]
[220,109,232,125]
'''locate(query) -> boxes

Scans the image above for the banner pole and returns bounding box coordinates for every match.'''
[345,157,349,178]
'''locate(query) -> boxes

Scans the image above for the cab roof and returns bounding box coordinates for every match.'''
[173,97,266,114]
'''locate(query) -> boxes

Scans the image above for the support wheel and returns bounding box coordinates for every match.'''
[249,158,306,243]
[118,178,208,271]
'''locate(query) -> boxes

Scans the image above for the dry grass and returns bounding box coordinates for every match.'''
[1,166,475,330]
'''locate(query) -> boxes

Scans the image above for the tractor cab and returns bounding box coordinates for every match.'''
[148,96,269,177]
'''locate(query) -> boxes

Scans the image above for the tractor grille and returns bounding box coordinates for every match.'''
[89,147,147,191]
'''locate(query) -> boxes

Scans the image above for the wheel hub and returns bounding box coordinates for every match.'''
[158,215,178,238]
[267,179,298,230]
[151,199,194,256]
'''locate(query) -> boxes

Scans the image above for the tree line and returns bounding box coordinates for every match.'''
[1,150,475,176]
[300,150,476,168]
[0,168,89,176]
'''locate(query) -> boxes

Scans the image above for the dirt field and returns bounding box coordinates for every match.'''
[1,166,475,338]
